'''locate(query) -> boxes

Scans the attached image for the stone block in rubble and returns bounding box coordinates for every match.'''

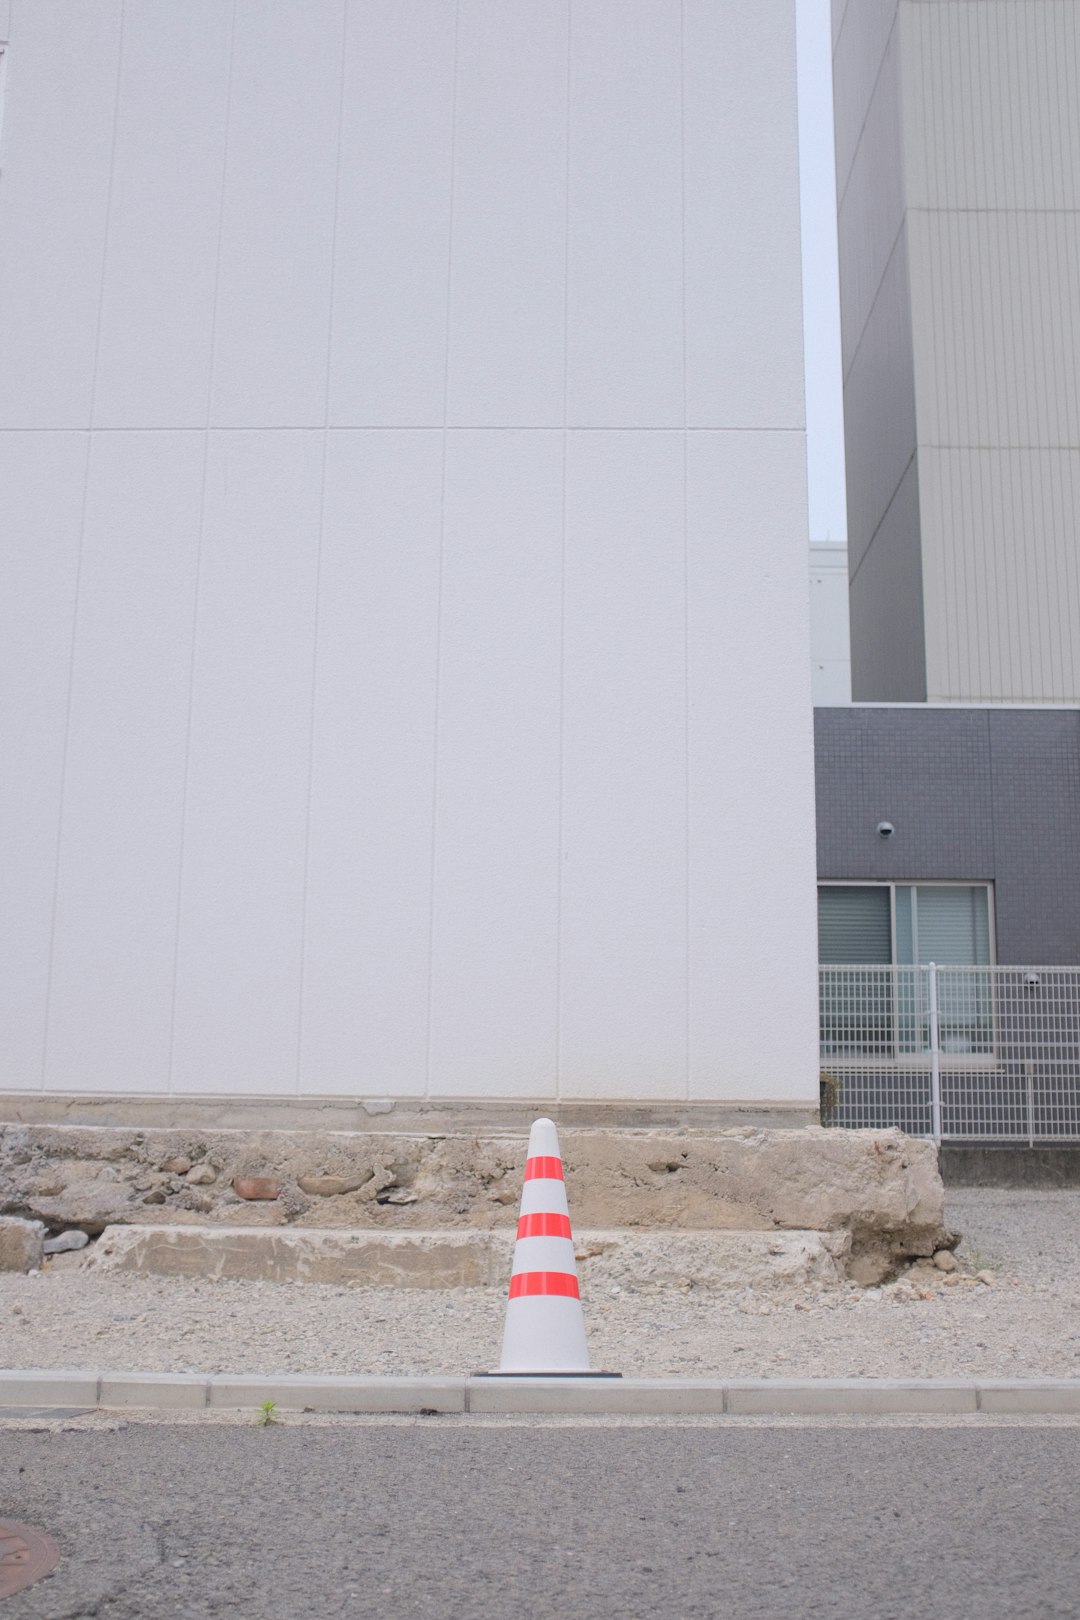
[0,1215,45,1272]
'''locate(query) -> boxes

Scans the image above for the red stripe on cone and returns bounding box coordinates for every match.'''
[516,1211,573,1240]
[524,1155,564,1181]
[508,1271,580,1300]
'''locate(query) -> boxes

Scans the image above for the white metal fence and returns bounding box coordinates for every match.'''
[819,965,1080,1142]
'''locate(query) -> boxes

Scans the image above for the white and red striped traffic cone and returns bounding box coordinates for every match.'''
[496,1117,592,1374]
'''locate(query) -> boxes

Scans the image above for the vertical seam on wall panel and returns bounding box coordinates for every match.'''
[554,0,572,1103]
[40,1,126,1089]
[679,0,690,1101]
[295,0,349,1096]
[166,0,237,1094]
[424,0,460,1099]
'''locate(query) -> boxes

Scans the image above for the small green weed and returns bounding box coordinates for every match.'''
[255,1399,279,1427]
[963,1246,1001,1274]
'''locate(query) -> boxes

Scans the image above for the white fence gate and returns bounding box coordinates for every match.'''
[819,965,1080,1142]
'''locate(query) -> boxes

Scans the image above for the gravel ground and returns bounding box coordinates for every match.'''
[2,1190,1079,1381]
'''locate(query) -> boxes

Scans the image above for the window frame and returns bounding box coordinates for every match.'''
[818,880,996,969]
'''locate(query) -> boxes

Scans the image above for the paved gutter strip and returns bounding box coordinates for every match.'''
[2,1371,1080,1416]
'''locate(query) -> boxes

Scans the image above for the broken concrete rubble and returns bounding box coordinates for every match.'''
[42,1228,90,1255]
[0,1121,948,1281]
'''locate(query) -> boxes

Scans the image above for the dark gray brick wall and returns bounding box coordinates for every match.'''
[988,710,1080,962]
[815,707,1080,963]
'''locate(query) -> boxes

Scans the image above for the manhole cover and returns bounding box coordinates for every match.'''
[0,1519,60,1600]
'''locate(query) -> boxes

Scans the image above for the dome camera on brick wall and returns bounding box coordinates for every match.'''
[876,821,895,839]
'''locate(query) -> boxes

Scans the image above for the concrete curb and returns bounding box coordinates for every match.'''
[3,1370,1080,1416]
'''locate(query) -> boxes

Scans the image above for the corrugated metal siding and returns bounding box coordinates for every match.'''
[919,446,1080,702]
[911,210,1080,450]
[903,1,1080,212]
[902,1,1080,702]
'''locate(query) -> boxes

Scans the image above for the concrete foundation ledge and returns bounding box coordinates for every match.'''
[2,1371,1080,1417]
[1,1119,947,1284]
[83,1223,850,1290]
[85,1224,509,1289]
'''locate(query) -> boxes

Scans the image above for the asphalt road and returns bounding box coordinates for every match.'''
[3,1420,1079,1620]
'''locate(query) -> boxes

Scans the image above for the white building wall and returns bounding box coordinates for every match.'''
[0,0,817,1103]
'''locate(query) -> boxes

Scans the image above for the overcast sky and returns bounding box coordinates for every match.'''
[796,0,846,546]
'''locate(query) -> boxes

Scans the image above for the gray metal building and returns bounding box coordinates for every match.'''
[832,1,1080,703]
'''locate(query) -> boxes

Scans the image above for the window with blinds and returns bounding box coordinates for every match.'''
[817,884,992,965]
[818,886,892,963]
[911,886,990,965]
